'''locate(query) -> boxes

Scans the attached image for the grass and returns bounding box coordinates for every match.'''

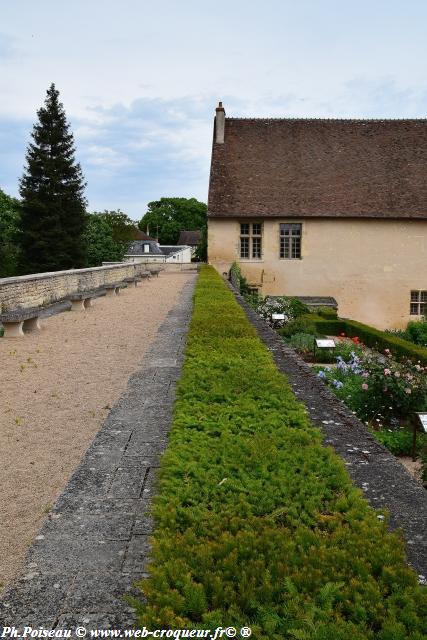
[133,266,426,638]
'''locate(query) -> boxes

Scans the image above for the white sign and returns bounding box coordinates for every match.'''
[272,313,285,320]
[315,339,336,348]
[417,413,427,433]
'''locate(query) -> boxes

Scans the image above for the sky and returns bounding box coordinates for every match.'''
[1,0,427,221]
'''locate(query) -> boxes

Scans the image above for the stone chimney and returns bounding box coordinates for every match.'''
[215,101,225,144]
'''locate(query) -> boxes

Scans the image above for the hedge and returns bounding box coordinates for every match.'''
[134,266,426,638]
[309,316,427,364]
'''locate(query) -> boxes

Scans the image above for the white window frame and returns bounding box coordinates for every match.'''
[239,222,262,260]
[279,223,302,259]
[410,290,427,315]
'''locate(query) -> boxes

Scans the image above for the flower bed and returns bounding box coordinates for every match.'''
[134,266,426,637]
[244,294,427,470]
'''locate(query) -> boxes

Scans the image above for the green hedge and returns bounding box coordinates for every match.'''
[309,316,348,336]
[316,307,338,319]
[134,266,426,637]
[309,316,427,364]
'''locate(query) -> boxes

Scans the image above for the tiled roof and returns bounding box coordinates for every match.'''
[208,117,427,219]
[160,246,186,255]
[134,230,158,241]
[178,230,202,246]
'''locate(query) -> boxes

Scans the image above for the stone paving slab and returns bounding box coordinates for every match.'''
[231,283,427,578]
[0,276,196,630]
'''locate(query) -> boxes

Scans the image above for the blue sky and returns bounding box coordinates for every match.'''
[1,0,427,220]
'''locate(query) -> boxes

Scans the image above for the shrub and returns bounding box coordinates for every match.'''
[134,266,426,636]
[286,333,364,364]
[286,297,310,318]
[317,307,338,319]
[406,319,427,347]
[286,332,316,354]
[385,328,409,341]
[254,296,295,327]
[252,296,310,328]
[310,316,348,336]
[372,429,425,456]
[277,315,317,337]
[316,351,427,425]
[229,262,250,295]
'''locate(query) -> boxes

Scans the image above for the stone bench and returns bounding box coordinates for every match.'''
[147,267,161,277]
[68,288,105,311]
[0,307,42,338]
[123,276,140,288]
[104,282,128,297]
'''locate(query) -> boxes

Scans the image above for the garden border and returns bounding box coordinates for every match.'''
[228,281,427,576]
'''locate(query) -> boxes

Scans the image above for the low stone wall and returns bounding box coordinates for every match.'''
[160,262,201,273]
[0,263,146,312]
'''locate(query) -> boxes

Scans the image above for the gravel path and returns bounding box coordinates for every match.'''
[0,273,194,593]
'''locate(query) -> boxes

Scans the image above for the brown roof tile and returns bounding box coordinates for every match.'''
[134,230,158,241]
[178,230,202,245]
[208,117,427,219]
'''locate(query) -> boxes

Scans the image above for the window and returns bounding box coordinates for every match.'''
[240,223,262,259]
[410,290,427,315]
[144,244,150,253]
[280,223,302,259]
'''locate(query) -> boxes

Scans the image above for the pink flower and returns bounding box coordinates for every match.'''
[405,388,412,394]
[384,348,390,353]
[384,368,391,375]
[394,371,401,378]
[362,383,369,390]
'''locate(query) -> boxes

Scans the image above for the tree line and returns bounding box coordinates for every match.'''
[0,84,207,279]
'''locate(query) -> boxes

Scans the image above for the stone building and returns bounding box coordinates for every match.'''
[207,103,427,329]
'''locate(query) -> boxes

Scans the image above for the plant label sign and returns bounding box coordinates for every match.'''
[272,313,285,320]
[416,413,427,433]
[315,339,336,349]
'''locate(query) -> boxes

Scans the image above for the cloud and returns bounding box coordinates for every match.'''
[72,95,214,218]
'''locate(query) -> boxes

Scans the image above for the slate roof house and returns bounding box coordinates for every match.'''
[125,238,192,263]
[207,102,427,328]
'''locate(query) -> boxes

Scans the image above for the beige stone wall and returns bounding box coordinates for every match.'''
[0,263,147,312]
[208,218,427,329]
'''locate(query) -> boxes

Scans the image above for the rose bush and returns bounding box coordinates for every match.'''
[316,351,426,425]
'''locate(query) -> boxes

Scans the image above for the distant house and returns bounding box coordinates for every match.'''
[125,238,192,264]
[207,102,427,329]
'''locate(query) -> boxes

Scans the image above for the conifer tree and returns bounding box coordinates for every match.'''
[19,83,87,273]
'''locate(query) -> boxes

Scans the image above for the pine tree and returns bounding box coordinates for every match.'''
[19,83,87,273]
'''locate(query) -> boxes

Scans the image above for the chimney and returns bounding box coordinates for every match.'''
[215,101,225,144]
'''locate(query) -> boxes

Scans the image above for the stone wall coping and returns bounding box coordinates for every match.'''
[0,263,131,286]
